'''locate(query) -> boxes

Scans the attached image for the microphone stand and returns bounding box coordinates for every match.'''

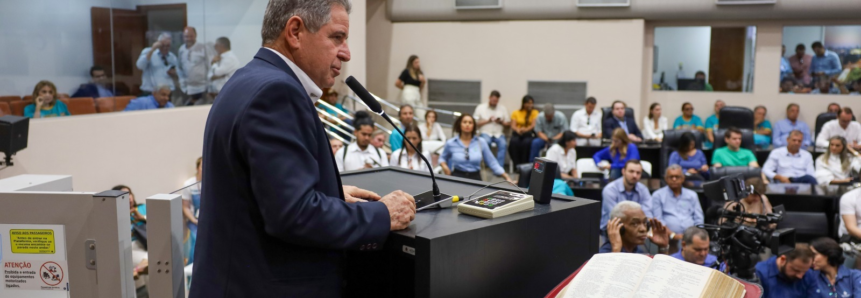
[379,111,441,202]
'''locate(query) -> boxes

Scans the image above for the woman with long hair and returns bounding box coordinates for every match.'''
[809,237,861,296]
[668,132,709,180]
[419,109,446,141]
[395,55,426,118]
[508,95,539,166]
[545,131,578,178]
[390,123,430,172]
[440,114,514,183]
[593,128,640,180]
[815,136,861,185]
[642,103,668,141]
[24,80,70,118]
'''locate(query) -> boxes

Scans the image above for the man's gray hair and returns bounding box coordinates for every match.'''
[609,201,642,221]
[544,103,555,114]
[665,164,682,176]
[789,129,804,138]
[261,0,352,46]
[682,226,709,245]
[155,84,172,92]
[158,32,172,42]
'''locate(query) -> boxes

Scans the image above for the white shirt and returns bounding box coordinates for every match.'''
[473,103,510,138]
[179,42,210,94]
[569,108,603,146]
[761,146,815,180]
[544,143,577,175]
[181,176,201,217]
[642,116,668,140]
[839,188,861,237]
[419,122,446,142]
[208,50,240,93]
[264,47,322,101]
[335,142,389,172]
[389,149,430,172]
[815,153,861,186]
[816,119,861,148]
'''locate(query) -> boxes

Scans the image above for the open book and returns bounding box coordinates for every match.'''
[557,253,745,298]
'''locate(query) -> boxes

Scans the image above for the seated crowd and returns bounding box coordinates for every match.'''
[781,42,861,96]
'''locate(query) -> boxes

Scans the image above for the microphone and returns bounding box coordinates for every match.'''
[345,76,442,203]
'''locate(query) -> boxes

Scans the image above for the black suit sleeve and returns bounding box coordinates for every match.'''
[237,80,391,250]
[629,116,643,139]
[603,118,615,139]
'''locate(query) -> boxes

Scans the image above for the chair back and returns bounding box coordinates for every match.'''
[0,102,11,116]
[815,113,838,141]
[576,158,604,178]
[659,129,704,175]
[10,100,32,116]
[96,97,116,113]
[67,97,97,115]
[709,166,762,181]
[0,96,20,103]
[115,96,136,111]
[718,106,754,130]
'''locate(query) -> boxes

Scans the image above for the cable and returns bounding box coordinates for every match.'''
[416,179,527,212]
[170,181,200,194]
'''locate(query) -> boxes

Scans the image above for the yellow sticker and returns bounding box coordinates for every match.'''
[9,229,55,254]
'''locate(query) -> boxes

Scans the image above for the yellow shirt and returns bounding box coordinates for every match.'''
[511,109,539,129]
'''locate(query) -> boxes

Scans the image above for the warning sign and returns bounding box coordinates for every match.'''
[10,230,55,254]
[3,260,68,291]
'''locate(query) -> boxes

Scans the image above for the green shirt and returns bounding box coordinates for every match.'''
[711,147,756,166]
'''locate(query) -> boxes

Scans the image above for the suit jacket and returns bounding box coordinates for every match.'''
[189,48,391,298]
[603,115,643,139]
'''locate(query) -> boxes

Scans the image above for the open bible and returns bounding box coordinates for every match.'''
[557,253,745,298]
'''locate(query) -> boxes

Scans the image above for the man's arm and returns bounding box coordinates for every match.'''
[826,55,843,76]
[473,106,491,128]
[136,48,151,71]
[762,153,778,180]
[537,131,549,142]
[815,123,831,147]
[691,192,704,225]
[772,123,786,148]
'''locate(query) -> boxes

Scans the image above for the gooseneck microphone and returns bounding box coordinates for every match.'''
[345,76,442,202]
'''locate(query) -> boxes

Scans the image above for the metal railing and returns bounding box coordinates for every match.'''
[344,94,458,129]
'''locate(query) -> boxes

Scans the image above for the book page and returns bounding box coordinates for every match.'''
[631,254,714,298]
[562,253,653,298]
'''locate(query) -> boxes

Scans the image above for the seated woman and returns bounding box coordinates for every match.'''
[24,80,70,118]
[721,177,774,228]
[815,136,861,185]
[672,102,704,133]
[809,237,861,295]
[545,131,578,179]
[753,105,772,147]
[390,123,430,172]
[668,132,709,180]
[593,128,640,180]
[642,103,668,142]
[440,114,514,183]
[419,110,446,142]
[113,184,149,296]
[508,95,539,166]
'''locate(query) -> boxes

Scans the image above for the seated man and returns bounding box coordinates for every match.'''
[810,76,840,94]
[773,103,812,149]
[816,107,861,150]
[335,117,389,172]
[600,160,653,231]
[671,227,718,267]
[712,127,759,167]
[755,247,818,298]
[828,103,841,114]
[763,130,816,184]
[123,85,175,111]
[389,105,414,152]
[601,201,670,254]
[72,65,114,98]
[602,100,643,143]
[694,71,714,91]
[569,96,603,146]
[651,165,703,251]
[530,103,568,162]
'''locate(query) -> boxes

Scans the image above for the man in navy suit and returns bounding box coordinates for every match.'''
[190,1,416,297]
[603,100,643,142]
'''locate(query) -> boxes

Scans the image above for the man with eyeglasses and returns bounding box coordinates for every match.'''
[651,165,703,253]
[136,32,179,96]
[72,65,114,98]
[601,200,670,254]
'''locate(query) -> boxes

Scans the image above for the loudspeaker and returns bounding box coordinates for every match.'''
[0,115,29,165]
[528,158,558,204]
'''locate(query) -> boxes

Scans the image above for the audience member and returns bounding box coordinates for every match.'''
[136,32,178,95]
[839,187,861,242]
[704,100,725,149]
[722,177,773,227]
[672,102,704,132]
[594,128,641,180]
[329,138,344,156]
[419,110,446,142]
[389,124,429,172]
[780,45,793,81]
[531,103,568,162]
[828,103,842,114]
[440,114,514,183]
[395,55,425,118]
[789,43,813,85]
[755,248,818,298]
[753,105,773,147]
[763,130,817,184]
[642,103,668,141]
[816,107,861,149]
[810,41,843,78]
[114,184,149,295]
[24,80,70,118]
[335,114,389,172]
[124,85,175,111]
[668,131,710,180]
[600,160,653,231]
[670,227,718,267]
[390,104,415,152]
[603,100,643,142]
[601,201,668,254]
[370,129,386,149]
[651,165,703,252]
[72,66,114,98]
[545,131,578,179]
[694,71,714,91]
[181,157,203,265]
[780,78,798,93]
[815,136,861,185]
[473,90,510,167]
[179,27,209,105]
[809,237,861,297]
[773,103,812,149]
[319,90,352,140]
[569,96,603,146]
[208,37,239,97]
[712,127,759,167]
[810,76,841,94]
[509,95,539,166]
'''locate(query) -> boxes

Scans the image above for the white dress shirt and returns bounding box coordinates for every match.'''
[545,143,577,175]
[208,50,240,93]
[264,47,322,101]
[473,103,510,138]
[389,149,430,172]
[179,42,210,94]
[335,142,389,172]
[762,146,815,180]
[839,188,861,237]
[815,154,861,186]
[136,47,179,92]
[816,120,861,148]
[419,122,446,142]
[569,108,603,146]
[642,116,668,140]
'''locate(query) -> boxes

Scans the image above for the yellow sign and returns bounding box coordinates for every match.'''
[9,229,55,254]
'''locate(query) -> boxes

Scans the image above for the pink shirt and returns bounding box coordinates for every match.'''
[789,54,812,85]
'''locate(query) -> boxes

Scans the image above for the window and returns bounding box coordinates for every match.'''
[780,25,861,95]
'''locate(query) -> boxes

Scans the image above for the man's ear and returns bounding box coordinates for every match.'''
[283,16,304,49]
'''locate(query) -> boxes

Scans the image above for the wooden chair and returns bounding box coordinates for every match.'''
[0,96,20,103]
[66,97,96,115]
[96,97,116,113]
[115,96,136,111]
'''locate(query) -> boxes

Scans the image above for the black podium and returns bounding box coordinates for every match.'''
[341,167,599,298]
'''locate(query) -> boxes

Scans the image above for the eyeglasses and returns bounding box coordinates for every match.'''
[161,55,169,66]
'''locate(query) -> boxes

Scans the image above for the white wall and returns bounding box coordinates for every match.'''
[652,26,711,89]
[782,26,823,56]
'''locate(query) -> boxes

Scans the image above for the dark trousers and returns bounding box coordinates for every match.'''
[452,169,482,181]
[789,175,818,185]
[508,131,534,166]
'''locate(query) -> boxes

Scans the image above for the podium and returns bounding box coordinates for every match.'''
[341,167,600,298]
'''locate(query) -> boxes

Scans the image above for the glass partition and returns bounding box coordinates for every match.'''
[781,25,861,95]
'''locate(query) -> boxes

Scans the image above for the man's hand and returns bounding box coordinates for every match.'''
[167,68,177,77]
[152,41,161,50]
[687,168,698,174]
[607,217,624,252]
[379,190,416,231]
[774,175,791,183]
[648,218,670,249]
[212,54,222,64]
[343,185,381,203]
[700,165,709,172]
[629,134,642,143]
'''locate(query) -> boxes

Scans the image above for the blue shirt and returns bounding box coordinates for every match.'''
[781,57,793,80]
[811,266,861,298]
[600,178,653,230]
[593,143,640,170]
[96,85,114,98]
[598,240,646,254]
[390,125,404,152]
[651,186,703,235]
[670,251,718,268]
[123,95,175,111]
[616,117,630,134]
[440,136,505,176]
[136,47,179,92]
[755,256,819,298]
[704,114,719,149]
[810,50,843,77]
[23,101,70,118]
[672,115,704,130]
[773,119,812,149]
[130,204,147,242]
[756,120,773,145]
[668,149,708,173]
[762,146,815,180]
